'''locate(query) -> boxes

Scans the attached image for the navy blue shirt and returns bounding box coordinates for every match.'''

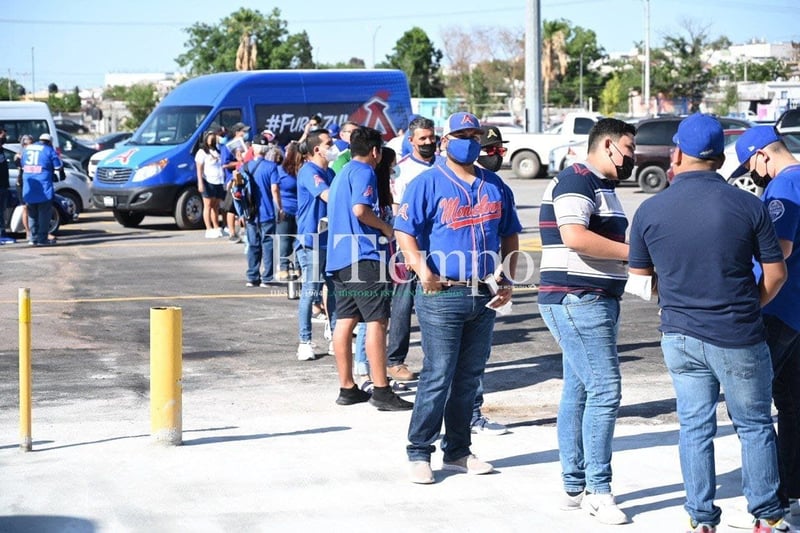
[629,170,784,347]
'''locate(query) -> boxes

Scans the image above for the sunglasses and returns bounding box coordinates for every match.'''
[483,145,507,157]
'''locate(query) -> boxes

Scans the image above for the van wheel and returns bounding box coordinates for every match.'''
[174,187,204,230]
[638,166,668,193]
[511,150,541,179]
[113,210,145,227]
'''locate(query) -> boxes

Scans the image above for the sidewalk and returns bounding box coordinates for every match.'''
[1,373,791,533]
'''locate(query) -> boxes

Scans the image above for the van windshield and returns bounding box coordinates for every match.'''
[0,119,51,143]
[129,105,212,146]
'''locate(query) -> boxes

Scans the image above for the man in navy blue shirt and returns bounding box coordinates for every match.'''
[326,126,412,412]
[538,118,633,524]
[629,113,788,533]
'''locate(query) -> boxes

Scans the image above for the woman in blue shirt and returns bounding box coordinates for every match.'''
[274,141,300,281]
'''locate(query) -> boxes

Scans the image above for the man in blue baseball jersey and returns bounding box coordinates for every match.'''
[295,129,338,361]
[239,143,279,287]
[20,133,63,246]
[538,118,633,524]
[630,114,788,532]
[326,126,413,412]
[395,111,521,484]
[731,126,800,520]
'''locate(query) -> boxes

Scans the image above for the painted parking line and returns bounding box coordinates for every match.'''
[0,292,288,305]
[518,237,541,252]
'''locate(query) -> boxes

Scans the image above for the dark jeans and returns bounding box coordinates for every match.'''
[764,314,800,504]
[0,187,8,236]
[387,270,416,367]
[275,214,297,272]
[27,200,52,245]
[245,219,275,284]
[406,286,495,463]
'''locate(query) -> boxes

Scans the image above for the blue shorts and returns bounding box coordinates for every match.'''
[202,181,225,200]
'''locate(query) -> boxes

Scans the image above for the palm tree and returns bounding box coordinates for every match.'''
[542,21,568,111]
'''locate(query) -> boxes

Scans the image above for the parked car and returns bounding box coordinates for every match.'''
[5,145,93,213]
[3,190,77,237]
[56,129,97,173]
[54,117,89,134]
[775,108,800,131]
[89,131,133,151]
[87,148,115,180]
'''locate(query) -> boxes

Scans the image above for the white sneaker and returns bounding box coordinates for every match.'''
[442,454,493,475]
[409,461,434,484]
[559,490,585,511]
[296,342,315,361]
[204,229,219,239]
[221,227,230,236]
[471,416,509,436]
[581,493,629,525]
[327,341,335,356]
[323,320,332,341]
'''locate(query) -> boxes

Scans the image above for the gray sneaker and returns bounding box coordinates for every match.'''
[409,461,434,484]
[442,454,493,475]
[471,415,509,436]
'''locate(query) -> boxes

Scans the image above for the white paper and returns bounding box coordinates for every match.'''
[624,272,653,301]
[486,295,513,315]
[226,137,247,154]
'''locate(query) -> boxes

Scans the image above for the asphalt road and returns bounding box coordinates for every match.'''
[0,171,676,428]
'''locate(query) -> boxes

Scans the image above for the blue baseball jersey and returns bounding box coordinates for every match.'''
[394,162,522,281]
[244,157,279,223]
[538,162,628,303]
[276,165,298,216]
[296,161,333,249]
[21,142,62,204]
[326,160,384,273]
[758,164,800,332]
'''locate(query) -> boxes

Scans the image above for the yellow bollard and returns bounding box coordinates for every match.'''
[19,288,32,452]
[150,306,182,445]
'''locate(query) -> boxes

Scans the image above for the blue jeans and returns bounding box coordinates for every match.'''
[245,219,275,283]
[354,322,369,375]
[296,246,335,343]
[407,286,495,463]
[275,214,296,272]
[538,293,621,495]
[0,187,8,236]
[661,333,784,525]
[387,271,416,367]
[763,314,800,504]
[27,200,52,245]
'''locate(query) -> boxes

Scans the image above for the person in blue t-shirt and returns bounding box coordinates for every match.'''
[238,143,279,286]
[326,126,412,412]
[20,133,63,246]
[731,125,800,517]
[629,114,788,532]
[537,118,633,523]
[294,129,338,362]
[394,112,521,484]
[274,141,300,281]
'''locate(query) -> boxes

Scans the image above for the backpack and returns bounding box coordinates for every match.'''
[233,159,263,222]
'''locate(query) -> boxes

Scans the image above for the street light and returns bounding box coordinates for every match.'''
[372,25,382,69]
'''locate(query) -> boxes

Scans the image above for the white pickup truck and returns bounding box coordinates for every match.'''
[502,112,602,178]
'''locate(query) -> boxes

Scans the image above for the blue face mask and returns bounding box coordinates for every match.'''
[242,131,251,142]
[447,137,481,164]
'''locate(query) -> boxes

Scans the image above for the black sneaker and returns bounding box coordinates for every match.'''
[335,385,371,406]
[369,386,414,411]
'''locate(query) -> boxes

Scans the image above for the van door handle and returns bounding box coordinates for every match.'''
[177,163,189,169]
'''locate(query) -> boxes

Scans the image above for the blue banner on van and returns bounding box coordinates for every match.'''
[91,70,412,229]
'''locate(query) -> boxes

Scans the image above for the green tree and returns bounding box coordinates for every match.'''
[650,24,716,112]
[46,86,81,113]
[717,85,739,116]
[122,84,159,130]
[0,78,26,100]
[317,57,367,69]
[176,7,314,76]
[600,74,623,116]
[382,27,444,98]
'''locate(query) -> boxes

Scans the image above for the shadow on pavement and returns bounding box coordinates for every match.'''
[182,425,350,446]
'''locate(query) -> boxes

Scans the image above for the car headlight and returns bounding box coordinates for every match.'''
[132,159,168,182]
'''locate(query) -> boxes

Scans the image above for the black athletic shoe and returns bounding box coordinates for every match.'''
[335,385,371,406]
[369,386,414,411]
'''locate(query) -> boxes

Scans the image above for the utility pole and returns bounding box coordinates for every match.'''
[31,47,35,100]
[525,0,542,132]
[579,50,584,110]
[643,0,651,115]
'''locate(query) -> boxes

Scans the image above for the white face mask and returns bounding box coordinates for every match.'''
[324,144,340,162]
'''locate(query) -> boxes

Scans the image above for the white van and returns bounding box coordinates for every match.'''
[0,101,60,150]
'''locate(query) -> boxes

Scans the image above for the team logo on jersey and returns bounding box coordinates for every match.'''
[314,174,326,187]
[768,199,785,221]
[439,194,502,230]
[105,148,139,165]
[362,185,374,197]
[396,203,409,221]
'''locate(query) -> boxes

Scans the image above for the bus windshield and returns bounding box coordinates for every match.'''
[129,105,212,146]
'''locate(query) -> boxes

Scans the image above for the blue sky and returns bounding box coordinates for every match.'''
[1,0,798,93]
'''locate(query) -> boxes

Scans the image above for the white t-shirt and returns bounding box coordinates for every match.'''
[194,149,224,185]
[392,153,436,204]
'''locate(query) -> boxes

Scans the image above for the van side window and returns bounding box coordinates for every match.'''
[574,118,594,135]
[211,109,243,133]
[0,120,50,143]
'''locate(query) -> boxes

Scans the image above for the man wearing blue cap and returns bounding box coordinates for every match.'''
[395,111,521,484]
[732,125,800,520]
[629,114,790,533]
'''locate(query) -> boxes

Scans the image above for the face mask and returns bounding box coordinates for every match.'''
[750,169,771,188]
[324,144,340,162]
[242,131,251,141]
[610,143,634,180]
[477,154,503,172]
[447,138,481,165]
[390,166,400,180]
[417,143,436,159]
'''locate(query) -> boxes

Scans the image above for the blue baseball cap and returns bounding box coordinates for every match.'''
[444,112,483,136]
[327,123,341,137]
[672,114,724,160]
[730,125,782,178]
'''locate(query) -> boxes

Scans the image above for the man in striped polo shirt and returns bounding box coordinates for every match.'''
[538,118,635,525]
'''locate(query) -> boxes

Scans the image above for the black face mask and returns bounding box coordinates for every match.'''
[610,143,634,180]
[417,143,436,159]
[750,169,771,188]
[477,154,503,172]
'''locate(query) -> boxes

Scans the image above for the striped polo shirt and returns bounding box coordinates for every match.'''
[538,162,628,304]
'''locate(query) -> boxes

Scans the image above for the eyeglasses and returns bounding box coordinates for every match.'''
[483,145,507,157]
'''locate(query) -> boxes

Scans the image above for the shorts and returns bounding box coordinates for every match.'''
[202,180,225,200]
[332,260,392,322]
[220,187,234,213]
